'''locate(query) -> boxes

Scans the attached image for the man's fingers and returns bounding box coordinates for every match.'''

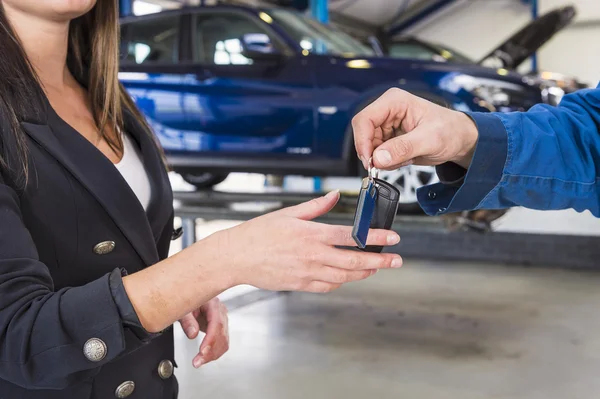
[372,127,433,169]
[352,88,409,165]
[178,313,200,340]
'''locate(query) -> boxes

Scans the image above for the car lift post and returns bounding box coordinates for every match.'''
[530,0,539,73]
[118,0,133,17]
[181,217,197,250]
[310,0,329,24]
[310,0,328,193]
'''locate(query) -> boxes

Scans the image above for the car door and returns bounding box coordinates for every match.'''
[179,9,316,156]
[119,12,191,152]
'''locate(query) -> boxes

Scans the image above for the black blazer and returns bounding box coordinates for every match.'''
[0,99,178,399]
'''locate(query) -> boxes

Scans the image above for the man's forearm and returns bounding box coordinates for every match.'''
[418,86,600,216]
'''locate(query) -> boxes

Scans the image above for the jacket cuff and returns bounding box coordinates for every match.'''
[417,112,508,215]
[435,162,467,187]
[109,268,161,342]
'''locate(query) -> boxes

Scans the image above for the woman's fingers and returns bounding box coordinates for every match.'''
[178,313,200,339]
[317,247,403,271]
[193,299,229,368]
[304,281,342,293]
[308,266,378,285]
[280,190,340,221]
[319,225,400,247]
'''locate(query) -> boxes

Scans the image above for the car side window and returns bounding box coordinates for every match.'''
[122,15,179,65]
[194,12,280,65]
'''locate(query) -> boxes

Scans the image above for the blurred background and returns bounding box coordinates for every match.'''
[117,1,600,398]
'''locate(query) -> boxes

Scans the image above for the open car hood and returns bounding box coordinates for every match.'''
[478,5,576,69]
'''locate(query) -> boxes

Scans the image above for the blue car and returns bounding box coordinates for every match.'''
[119,5,548,212]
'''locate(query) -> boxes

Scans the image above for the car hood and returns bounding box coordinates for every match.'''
[354,56,529,84]
[477,5,576,69]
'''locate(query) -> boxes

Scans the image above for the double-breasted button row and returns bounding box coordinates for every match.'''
[83,338,107,362]
[93,241,115,255]
[115,381,135,398]
[111,360,172,398]
[158,359,174,379]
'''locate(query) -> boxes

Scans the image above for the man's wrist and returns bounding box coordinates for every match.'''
[451,112,479,169]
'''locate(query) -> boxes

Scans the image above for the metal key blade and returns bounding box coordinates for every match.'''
[352,178,378,248]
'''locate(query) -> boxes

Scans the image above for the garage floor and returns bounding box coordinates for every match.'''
[173,260,600,399]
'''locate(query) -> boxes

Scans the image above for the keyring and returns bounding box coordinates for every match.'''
[368,157,379,181]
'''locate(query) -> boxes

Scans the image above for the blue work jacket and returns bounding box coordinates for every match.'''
[418,83,600,217]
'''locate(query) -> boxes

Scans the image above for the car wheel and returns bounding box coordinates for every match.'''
[378,165,439,214]
[180,171,229,189]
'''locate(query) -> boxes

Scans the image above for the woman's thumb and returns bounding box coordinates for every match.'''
[281,190,340,220]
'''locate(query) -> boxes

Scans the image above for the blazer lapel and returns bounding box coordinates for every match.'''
[123,110,174,242]
[21,114,160,267]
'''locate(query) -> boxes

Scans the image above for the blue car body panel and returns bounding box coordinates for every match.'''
[119,6,543,177]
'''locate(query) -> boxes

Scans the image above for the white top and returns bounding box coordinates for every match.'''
[114,133,152,211]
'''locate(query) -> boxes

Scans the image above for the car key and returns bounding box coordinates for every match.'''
[352,176,377,249]
[351,159,401,253]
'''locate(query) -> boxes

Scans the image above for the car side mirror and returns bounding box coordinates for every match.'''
[239,33,282,61]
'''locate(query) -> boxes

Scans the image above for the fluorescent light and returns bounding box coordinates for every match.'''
[133,1,162,16]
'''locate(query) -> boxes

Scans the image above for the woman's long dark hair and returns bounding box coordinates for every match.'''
[0,0,159,188]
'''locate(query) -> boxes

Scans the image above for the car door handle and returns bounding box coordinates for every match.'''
[195,71,214,82]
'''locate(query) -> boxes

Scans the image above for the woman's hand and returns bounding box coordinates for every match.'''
[208,190,403,293]
[179,297,229,368]
[352,88,480,170]
[124,189,402,334]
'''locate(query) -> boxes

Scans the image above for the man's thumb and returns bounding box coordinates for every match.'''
[373,129,428,169]
[282,190,340,220]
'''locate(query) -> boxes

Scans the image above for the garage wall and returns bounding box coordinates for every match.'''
[405,0,600,86]
[537,0,600,87]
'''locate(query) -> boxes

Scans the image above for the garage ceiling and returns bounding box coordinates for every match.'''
[330,0,422,26]
[135,0,428,26]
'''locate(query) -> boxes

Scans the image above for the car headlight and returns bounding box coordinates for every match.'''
[439,74,527,110]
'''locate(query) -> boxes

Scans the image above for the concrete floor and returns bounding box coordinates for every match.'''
[173,260,600,399]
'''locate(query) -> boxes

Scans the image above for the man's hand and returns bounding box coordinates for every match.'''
[352,88,479,170]
[179,298,229,368]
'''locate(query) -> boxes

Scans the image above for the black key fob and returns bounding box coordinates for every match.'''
[361,178,400,253]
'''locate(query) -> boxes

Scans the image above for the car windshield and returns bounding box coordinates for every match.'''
[267,9,375,57]
[389,40,474,64]
[429,42,474,63]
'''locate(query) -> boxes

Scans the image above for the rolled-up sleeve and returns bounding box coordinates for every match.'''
[0,172,155,389]
[418,85,600,216]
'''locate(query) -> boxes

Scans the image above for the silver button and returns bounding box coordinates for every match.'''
[115,381,135,398]
[428,191,437,199]
[158,359,174,379]
[83,338,107,362]
[438,207,447,213]
[93,241,115,255]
